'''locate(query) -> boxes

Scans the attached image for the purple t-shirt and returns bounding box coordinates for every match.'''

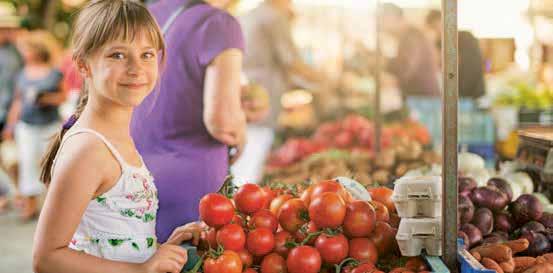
[130,0,244,242]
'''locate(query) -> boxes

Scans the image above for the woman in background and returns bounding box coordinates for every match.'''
[3,30,66,220]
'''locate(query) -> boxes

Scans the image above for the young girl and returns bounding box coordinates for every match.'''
[3,30,65,220]
[33,1,200,273]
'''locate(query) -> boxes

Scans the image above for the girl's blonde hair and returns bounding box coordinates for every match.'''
[40,0,166,184]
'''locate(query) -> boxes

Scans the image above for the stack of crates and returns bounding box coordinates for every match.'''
[392,176,443,257]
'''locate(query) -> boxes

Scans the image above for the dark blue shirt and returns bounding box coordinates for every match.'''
[16,68,62,125]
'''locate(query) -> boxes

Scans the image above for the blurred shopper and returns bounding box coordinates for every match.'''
[0,2,23,212]
[3,30,66,220]
[379,3,442,148]
[426,10,486,99]
[379,3,440,99]
[131,0,248,242]
[236,0,326,183]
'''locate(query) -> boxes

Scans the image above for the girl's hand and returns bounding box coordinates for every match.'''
[140,244,187,273]
[166,222,206,246]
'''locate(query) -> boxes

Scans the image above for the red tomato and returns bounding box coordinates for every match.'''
[200,193,235,228]
[236,249,253,269]
[335,131,354,148]
[246,228,275,256]
[368,221,397,255]
[350,263,376,273]
[368,187,395,213]
[243,268,258,273]
[309,180,351,205]
[314,233,349,264]
[389,268,415,273]
[348,238,378,264]
[294,221,319,245]
[274,230,294,258]
[261,253,288,273]
[199,227,218,251]
[203,250,243,273]
[286,246,322,273]
[341,265,354,273]
[370,201,390,223]
[261,186,276,209]
[308,192,346,228]
[249,209,278,233]
[234,184,265,215]
[405,257,429,271]
[343,201,376,238]
[270,194,294,216]
[300,185,314,205]
[278,198,309,233]
[216,224,246,251]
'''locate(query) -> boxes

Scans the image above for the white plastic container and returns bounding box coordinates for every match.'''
[396,218,442,256]
[392,176,442,218]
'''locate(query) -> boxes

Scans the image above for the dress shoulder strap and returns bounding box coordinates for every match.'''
[51,128,127,176]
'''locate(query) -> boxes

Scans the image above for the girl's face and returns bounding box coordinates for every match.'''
[84,32,159,108]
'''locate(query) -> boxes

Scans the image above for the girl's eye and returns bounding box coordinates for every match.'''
[109,52,125,59]
[143,52,155,59]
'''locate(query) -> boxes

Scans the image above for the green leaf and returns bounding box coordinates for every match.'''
[95,196,107,204]
[108,239,125,247]
[91,239,100,244]
[147,237,155,248]
[132,242,140,251]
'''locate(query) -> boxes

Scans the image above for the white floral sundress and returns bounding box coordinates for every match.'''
[52,128,158,263]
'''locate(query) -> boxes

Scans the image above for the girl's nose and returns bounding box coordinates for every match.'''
[126,56,143,76]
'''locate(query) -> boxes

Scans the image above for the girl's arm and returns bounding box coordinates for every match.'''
[38,82,67,107]
[32,135,186,273]
[203,48,247,163]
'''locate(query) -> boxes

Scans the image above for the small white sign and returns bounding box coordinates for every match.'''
[336,176,372,201]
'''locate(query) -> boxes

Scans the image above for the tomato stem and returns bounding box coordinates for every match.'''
[322,227,343,236]
[299,210,310,222]
[218,175,238,199]
[285,240,299,249]
[334,258,359,273]
[300,230,322,245]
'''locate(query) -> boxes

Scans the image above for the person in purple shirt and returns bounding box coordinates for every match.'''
[131,0,247,242]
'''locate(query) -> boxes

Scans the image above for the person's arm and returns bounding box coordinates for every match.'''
[38,81,67,106]
[268,18,323,84]
[388,32,425,83]
[33,136,186,273]
[203,49,247,162]
[2,89,22,140]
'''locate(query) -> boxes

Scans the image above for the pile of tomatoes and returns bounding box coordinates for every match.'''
[198,180,432,273]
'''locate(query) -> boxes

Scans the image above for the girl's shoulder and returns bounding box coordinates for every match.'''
[53,130,121,182]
